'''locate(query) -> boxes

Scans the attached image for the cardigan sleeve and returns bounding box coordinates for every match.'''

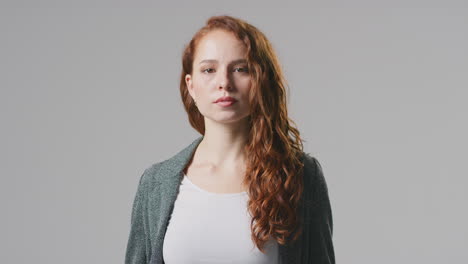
[306,157,335,263]
[125,170,150,264]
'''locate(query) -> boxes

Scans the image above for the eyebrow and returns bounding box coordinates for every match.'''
[198,59,247,65]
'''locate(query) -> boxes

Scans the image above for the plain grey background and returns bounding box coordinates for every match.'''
[1,1,467,263]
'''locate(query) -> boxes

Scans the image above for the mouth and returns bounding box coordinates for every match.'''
[215,100,237,107]
[214,96,238,103]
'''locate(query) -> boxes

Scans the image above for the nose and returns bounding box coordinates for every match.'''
[216,68,233,91]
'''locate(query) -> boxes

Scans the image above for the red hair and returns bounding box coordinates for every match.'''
[179,15,306,253]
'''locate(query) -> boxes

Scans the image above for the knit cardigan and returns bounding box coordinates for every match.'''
[125,136,335,264]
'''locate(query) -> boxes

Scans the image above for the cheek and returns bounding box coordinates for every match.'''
[193,76,216,92]
[192,77,210,92]
[235,76,251,87]
[239,79,252,93]
[192,85,211,102]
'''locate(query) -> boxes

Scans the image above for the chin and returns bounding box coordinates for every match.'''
[207,114,250,124]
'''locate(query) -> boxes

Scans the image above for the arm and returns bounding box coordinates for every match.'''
[125,170,150,264]
[306,157,335,263]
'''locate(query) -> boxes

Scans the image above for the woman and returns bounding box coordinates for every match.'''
[125,15,335,264]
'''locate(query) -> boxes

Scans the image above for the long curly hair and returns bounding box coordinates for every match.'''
[179,15,306,253]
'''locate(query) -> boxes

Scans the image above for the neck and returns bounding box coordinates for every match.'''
[194,117,249,169]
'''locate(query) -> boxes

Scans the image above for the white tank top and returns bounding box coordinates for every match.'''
[162,173,279,264]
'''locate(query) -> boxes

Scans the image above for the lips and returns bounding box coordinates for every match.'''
[214,96,237,103]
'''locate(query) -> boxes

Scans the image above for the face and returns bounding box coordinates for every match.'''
[185,29,251,124]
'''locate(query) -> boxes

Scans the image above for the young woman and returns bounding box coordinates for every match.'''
[125,15,335,264]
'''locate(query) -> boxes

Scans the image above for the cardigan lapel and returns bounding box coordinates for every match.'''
[149,135,204,264]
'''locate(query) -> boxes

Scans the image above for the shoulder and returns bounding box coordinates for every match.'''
[302,152,326,184]
[301,152,330,208]
[135,136,203,191]
[137,158,173,190]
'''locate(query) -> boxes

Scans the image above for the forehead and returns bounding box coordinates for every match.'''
[194,30,247,62]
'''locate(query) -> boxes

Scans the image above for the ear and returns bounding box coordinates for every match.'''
[185,74,195,99]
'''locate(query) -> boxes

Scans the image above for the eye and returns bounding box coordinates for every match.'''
[202,68,214,73]
[234,67,249,73]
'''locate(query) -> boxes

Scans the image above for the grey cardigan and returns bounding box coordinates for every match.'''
[125,136,335,264]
